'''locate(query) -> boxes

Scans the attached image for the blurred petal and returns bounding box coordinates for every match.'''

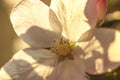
[79,28,120,74]
[96,0,107,22]
[11,0,62,48]
[78,29,94,42]
[0,48,57,80]
[50,0,97,41]
[48,59,86,80]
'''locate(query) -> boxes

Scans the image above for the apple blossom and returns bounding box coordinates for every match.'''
[0,0,120,80]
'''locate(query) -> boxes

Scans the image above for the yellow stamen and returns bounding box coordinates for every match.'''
[51,38,76,63]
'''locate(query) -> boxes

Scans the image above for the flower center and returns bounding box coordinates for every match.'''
[51,38,76,63]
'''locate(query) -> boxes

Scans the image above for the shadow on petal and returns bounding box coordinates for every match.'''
[0,48,57,80]
[84,28,120,74]
[47,59,86,80]
[1,60,44,80]
[20,26,60,48]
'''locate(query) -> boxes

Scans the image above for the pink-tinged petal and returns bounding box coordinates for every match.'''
[10,0,62,48]
[96,0,107,22]
[50,0,98,41]
[0,48,57,80]
[79,28,120,74]
[47,59,87,80]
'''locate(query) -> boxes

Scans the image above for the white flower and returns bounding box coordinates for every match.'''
[0,0,120,80]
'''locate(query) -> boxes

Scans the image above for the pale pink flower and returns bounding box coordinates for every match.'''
[0,0,120,80]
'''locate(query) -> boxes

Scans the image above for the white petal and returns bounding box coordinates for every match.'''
[78,28,120,74]
[0,48,57,80]
[50,0,97,41]
[47,59,86,80]
[11,0,62,48]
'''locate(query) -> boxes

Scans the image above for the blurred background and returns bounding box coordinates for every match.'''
[0,0,28,68]
[0,0,120,80]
